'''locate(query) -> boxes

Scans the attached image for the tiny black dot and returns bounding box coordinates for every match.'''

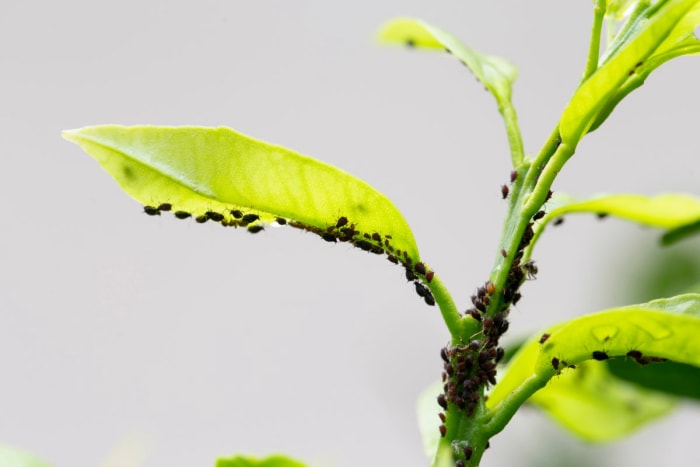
[592,351,609,361]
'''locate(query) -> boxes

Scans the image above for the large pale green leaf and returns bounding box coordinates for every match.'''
[416,380,443,460]
[0,445,51,467]
[215,454,307,467]
[63,125,424,270]
[488,294,700,440]
[529,360,675,441]
[377,18,518,113]
[560,0,700,144]
[607,358,700,400]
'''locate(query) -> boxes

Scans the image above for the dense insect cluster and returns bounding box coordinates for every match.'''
[142,205,436,306]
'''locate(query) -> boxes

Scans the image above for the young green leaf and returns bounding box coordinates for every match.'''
[485,294,700,438]
[529,193,700,252]
[63,125,421,266]
[377,18,524,165]
[528,360,676,441]
[215,454,307,467]
[607,358,700,400]
[661,218,700,245]
[0,445,52,467]
[560,0,700,145]
[416,380,443,460]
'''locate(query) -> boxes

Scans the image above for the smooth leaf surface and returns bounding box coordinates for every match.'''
[488,294,700,440]
[216,454,307,467]
[560,0,700,144]
[0,445,51,467]
[661,218,700,245]
[377,18,518,112]
[64,125,422,267]
[607,358,700,400]
[529,360,676,441]
[416,380,443,460]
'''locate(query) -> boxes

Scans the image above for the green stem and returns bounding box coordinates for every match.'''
[428,274,463,338]
[500,103,525,168]
[482,373,550,437]
[582,0,606,83]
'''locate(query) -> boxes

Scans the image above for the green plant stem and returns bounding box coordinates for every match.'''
[429,275,463,338]
[582,0,606,83]
[500,103,525,168]
[523,141,576,216]
[482,372,551,437]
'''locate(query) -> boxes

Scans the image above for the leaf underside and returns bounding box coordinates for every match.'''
[488,294,700,441]
[63,125,438,289]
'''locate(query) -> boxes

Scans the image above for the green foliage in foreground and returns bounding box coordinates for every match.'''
[53,1,700,466]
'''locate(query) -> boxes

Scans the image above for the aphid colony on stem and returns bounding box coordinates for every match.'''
[141,205,437,305]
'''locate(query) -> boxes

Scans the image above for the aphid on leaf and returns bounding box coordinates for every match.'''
[539,333,550,344]
[174,211,191,219]
[336,216,348,228]
[496,347,505,363]
[533,210,545,221]
[321,233,337,243]
[501,184,509,199]
[552,357,560,370]
[231,209,243,219]
[414,262,426,275]
[510,170,518,183]
[206,211,224,222]
[241,213,260,224]
[405,269,417,282]
[464,446,473,460]
[437,393,448,410]
[424,291,436,306]
[275,217,287,225]
[501,248,508,258]
[157,203,172,212]
[248,225,264,234]
[414,282,428,298]
[426,271,435,282]
[195,215,209,223]
[439,424,446,437]
[144,205,160,216]
[592,351,609,361]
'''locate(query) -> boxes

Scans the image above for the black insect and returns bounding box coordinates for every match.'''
[468,340,482,351]
[426,271,434,282]
[501,184,509,199]
[157,203,172,212]
[552,357,560,370]
[438,412,446,422]
[248,225,265,234]
[231,209,243,219]
[440,347,450,363]
[336,216,348,228]
[206,211,224,222]
[592,351,609,361]
[464,446,473,460]
[533,210,545,221]
[174,211,191,219]
[406,269,417,282]
[414,262,427,275]
[539,333,550,344]
[241,213,260,224]
[424,291,436,306]
[321,233,337,243]
[143,205,160,216]
[275,217,287,225]
[496,347,505,363]
[195,215,209,223]
[510,170,518,183]
[501,248,508,258]
[553,217,565,226]
[522,260,538,279]
[437,393,448,410]
[414,282,428,298]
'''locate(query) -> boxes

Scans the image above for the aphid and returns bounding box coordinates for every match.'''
[336,216,348,228]
[355,240,372,251]
[157,203,172,212]
[195,215,209,223]
[426,271,435,282]
[522,260,538,279]
[486,281,495,294]
[533,210,545,221]
[321,233,337,243]
[496,347,505,363]
[438,412,446,423]
[406,38,416,48]
[445,363,454,377]
[405,269,417,281]
[414,282,428,298]
[248,225,264,234]
[424,292,436,306]
[512,292,522,305]
[174,211,191,219]
[627,350,643,360]
[206,211,224,222]
[464,446,473,460]
[553,217,565,226]
[275,217,287,225]
[501,248,508,258]
[510,170,518,183]
[468,340,481,351]
[596,212,609,219]
[592,351,609,361]
[501,184,509,199]
[539,333,550,344]
[498,319,509,334]
[546,190,553,202]
[437,393,448,410]
[387,255,398,264]
[439,424,446,437]
[231,209,243,219]
[143,205,160,216]
[440,347,450,363]
[468,309,482,322]
[552,357,560,370]
[371,232,381,242]
[241,213,260,224]
[455,461,465,467]
[414,262,427,276]
[483,317,493,329]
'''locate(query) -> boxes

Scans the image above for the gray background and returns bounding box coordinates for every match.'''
[1,1,698,466]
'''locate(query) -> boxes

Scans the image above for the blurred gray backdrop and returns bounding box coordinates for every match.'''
[1,1,698,466]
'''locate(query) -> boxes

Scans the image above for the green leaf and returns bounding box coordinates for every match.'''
[528,360,676,441]
[416,380,443,460]
[560,0,700,145]
[377,18,518,115]
[607,358,700,400]
[0,445,51,467]
[661,218,700,245]
[488,294,700,441]
[535,193,700,247]
[215,454,307,467]
[63,125,424,270]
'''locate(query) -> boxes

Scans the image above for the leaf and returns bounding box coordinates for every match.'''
[63,125,425,272]
[377,18,518,113]
[661,218,700,245]
[607,358,700,400]
[488,294,700,441]
[540,193,700,241]
[416,380,443,460]
[529,360,676,441]
[215,454,307,467]
[560,0,700,145]
[0,445,52,467]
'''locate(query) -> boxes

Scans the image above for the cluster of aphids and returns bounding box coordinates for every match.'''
[143,203,266,233]
[143,205,436,306]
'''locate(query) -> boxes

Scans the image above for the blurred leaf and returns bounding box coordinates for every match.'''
[560,0,700,144]
[215,455,307,467]
[607,357,700,399]
[63,125,422,269]
[0,445,51,467]
[529,360,676,441]
[377,18,518,113]
[661,218,700,245]
[488,294,700,440]
[416,380,443,460]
